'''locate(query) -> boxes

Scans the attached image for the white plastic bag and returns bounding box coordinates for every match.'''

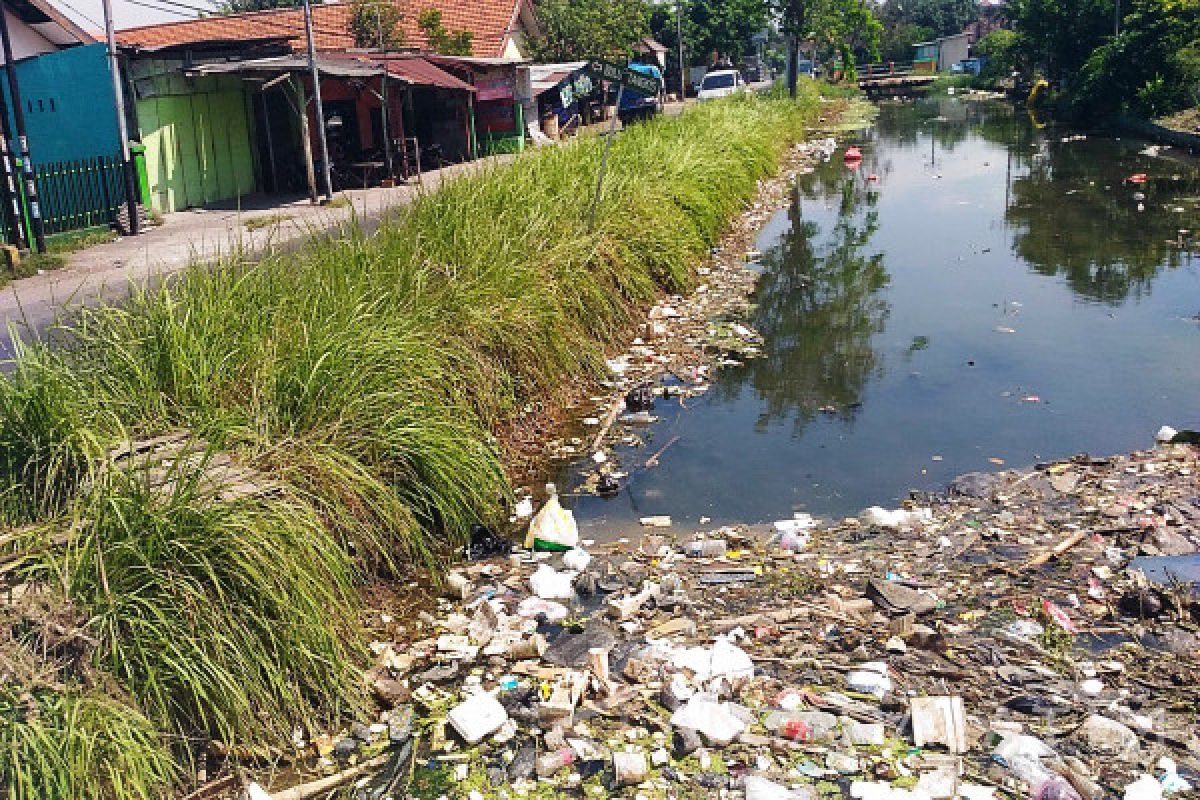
[529,564,576,600]
[516,596,569,622]
[670,635,755,683]
[525,493,579,551]
[670,695,746,745]
[562,548,592,571]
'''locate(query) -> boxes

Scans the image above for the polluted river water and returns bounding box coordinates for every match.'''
[560,96,1200,533]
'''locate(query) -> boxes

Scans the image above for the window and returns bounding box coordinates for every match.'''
[701,73,736,90]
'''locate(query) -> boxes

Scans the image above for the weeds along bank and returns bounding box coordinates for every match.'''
[0,86,821,799]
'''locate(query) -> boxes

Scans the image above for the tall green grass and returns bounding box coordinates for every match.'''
[0,88,821,797]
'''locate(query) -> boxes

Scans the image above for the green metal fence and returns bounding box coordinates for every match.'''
[31,154,124,235]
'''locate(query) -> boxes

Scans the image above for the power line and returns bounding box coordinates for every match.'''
[55,0,103,30]
[119,0,201,18]
[128,0,217,15]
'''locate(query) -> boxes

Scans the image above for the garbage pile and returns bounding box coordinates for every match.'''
[254,440,1200,800]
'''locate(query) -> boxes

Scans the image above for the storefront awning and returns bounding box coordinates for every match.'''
[378,55,476,92]
[186,53,476,91]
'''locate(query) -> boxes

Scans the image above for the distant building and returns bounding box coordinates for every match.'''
[913,32,971,73]
[965,0,1009,44]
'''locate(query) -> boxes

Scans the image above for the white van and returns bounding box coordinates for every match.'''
[697,70,746,101]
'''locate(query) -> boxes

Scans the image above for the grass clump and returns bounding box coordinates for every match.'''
[0,88,823,797]
[0,686,176,800]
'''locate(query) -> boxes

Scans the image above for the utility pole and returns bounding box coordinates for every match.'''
[0,5,45,251]
[101,0,139,236]
[676,0,686,100]
[302,0,333,201]
[0,63,26,249]
[787,35,799,98]
[1114,0,1122,35]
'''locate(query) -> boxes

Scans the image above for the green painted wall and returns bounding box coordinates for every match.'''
[134,69,256,213]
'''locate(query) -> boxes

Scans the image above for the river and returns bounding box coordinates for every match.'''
[560,96,1200,534]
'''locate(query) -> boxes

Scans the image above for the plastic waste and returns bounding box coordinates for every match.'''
[861,506,931,529]
[669,636,755,683]
[846,662,893,699]
[1156,425,1179,443]
[535,747,575,777]
[561,548,591,571]
[447,692,508,744]
[1005,619,1045,639]
[849,781,933,800]
[745,774,814,799]
[764,710,837,741]
[529,564,577,600]
[1123,775,1163,800]
[525,489,578,552]
[669,695,746,745]
[244,784,272,800]
[612,751,648,786]
[1077,715,1139,759]
[685,539,728,558]
[516,596,569,622]
[1157,757,1192,793]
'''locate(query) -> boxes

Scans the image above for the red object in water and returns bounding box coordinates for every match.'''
[844,146,863,162]
[1128,173,1148,184]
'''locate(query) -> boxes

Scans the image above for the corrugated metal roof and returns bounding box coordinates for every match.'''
[186,52,475,91]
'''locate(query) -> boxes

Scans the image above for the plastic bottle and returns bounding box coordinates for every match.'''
[763,710,837,741]
[535,747,575,777]
[1007,755,1082,800]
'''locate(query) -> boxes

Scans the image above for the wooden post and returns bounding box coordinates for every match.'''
[260,91,278,193]
[293,76,318,203]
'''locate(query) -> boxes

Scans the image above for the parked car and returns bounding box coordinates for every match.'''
[617,62,665,125]
[697,69,746,101]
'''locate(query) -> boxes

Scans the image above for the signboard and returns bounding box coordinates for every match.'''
[476,74,515,102]
[587,60,660,97]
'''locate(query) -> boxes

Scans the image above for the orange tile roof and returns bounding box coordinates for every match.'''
[117,0,531,58]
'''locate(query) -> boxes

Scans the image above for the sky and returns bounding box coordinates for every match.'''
[53,0,219,32]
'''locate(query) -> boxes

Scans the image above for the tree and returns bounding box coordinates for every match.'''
[220,0,304,12]
[1072,0,1200,115]
[769,0,881,92]
[418,8,473,55]
[348,0,404,49]
[1006,0,1116,82]
[528,0,650,62]
[974,28,1018,81]
[687,0,769,64]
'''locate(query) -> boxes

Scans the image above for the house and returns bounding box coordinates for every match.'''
[117,0,539,212]
[632,37,668,72]
[0,0,137,242]
[117,0,541,60]
[913,32,971,73]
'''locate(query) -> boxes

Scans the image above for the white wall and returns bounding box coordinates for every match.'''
[0,10,61,63]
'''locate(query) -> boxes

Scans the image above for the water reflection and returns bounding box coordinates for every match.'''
[1005,135,1199,304]
[562,98,1200,530]
[724,161,890,433]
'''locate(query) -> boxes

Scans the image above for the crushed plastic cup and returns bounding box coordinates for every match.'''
[529,564,577,600]
[846,662,893,699]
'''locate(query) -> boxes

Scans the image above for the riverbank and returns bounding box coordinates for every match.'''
[312,439,1200,800]
[0,88,838,798]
